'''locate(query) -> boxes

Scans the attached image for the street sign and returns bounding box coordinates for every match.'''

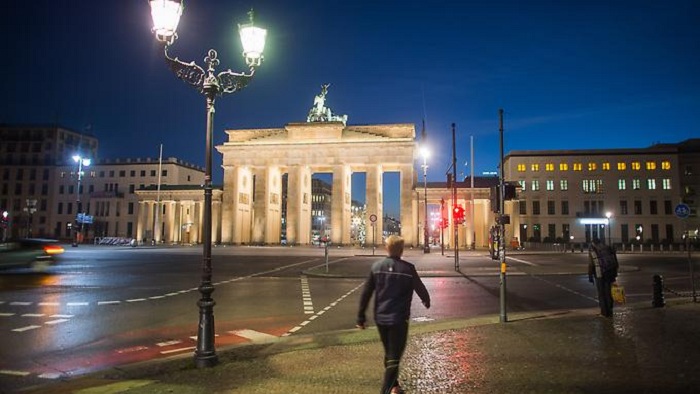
[675,203,691,219]
[369,214,377,223]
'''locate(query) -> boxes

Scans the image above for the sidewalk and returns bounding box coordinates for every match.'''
[15,248,690,394]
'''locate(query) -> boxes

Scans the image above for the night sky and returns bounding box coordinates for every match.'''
[2,1,698,217]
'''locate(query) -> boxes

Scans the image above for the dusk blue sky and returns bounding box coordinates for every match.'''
[2,1,698,217]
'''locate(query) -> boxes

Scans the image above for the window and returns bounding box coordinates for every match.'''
[58,202,63,214]
[518,180,526,191]
[573,163,582,171]
[546,180,554,191]
[140,170,146,176]
[618,179,626,190]
[631,162,641,170]
[162,170,168,177]
[561,200,569,215]
[647,179,656,190]
[128,202,134,214]
[14,184,22,195]
[99,171,105,177]
[130,170,136,177]
[545,163,554,171]
[29,169,36,180]
[617,162,627,171]
[59,185,65,194]
[646,161,656,170]
[632,179,641,190]
[150,170,156,176]
[531,164,540,172]
[650,200,658,215]
[559,163,568,171]
[664,200,672,215]
[517,164,526,172]
[109,170,115,177]
[532,201,540,215]
[531,180,540,191]
[602,162,610,170]
[634,200,642,215]
[662,179,671,190]
[129,184,135,193]
[588,162,597,171]
[119,170,126,177]
[16,169,24,180]
[547,200,555,215]
[560,179,568,191]
[661,161,671,170]
[583,179,601,193]
[620,200,628,215]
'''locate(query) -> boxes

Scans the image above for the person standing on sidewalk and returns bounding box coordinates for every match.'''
[588,238,619,317]
[356,235,431,394]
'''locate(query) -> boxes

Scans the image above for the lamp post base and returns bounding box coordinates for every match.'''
[423,246,430,253]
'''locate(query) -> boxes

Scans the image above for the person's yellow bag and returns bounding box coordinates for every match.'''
[612,283,626,304]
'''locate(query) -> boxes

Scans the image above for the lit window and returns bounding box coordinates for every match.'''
[545,163,554,171]
[588,162,597,171]
[632,179,641,190]
[546,180,554,191]
[519,180,526,191]
[617,162,627,170]
[560,179,568,191]
[602,162,610,170]
[532,180,540,191]
[559,163,568,171]
[583,180,590,193]
[631,162,641,170]
[618,179,626,190]
[662,179,671,190]
[646,161,656,170]
[517,164,526,172]
[647,179,656,190]
[661,161,671,170]
[531,164,540,171]
[573,163,582,171]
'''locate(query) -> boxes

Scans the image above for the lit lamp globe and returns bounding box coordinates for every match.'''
[149,0,183,44]
[239,11,267,67]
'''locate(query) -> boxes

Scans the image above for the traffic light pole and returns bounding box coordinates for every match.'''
[498,109,508,323]
[452,123,459,270]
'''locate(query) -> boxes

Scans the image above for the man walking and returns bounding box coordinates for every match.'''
[357,235,431,394]
[588,238,619,317]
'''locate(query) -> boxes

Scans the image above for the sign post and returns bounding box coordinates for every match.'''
[675,203,696,302]
[369,214,377,256]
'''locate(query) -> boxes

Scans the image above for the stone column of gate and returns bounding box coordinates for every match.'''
[332,165,352,245]
[222,166,253,244]
[399,164,416,246]
[212,198,222,244]
[136,201,146,242]
[145,201,155,242]
[286,165,312,245]
[252,167,283,245]
[366,164,384,247]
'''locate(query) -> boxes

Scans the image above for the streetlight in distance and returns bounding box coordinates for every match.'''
[605,211,612,245]
[72,155,91,247]
[420,146,430,253]
[148,0,267,369]
[23,199,37,238]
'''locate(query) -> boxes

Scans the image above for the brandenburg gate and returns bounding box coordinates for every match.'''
[217,121,416,246]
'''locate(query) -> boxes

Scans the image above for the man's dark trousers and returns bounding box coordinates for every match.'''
[596,277,614,317]
[377,321,409,394]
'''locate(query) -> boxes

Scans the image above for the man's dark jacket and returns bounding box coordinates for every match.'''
[357,257,431,326]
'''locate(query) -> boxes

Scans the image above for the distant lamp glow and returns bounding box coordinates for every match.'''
[238,10,267,67]
[150,0,183,44]
[420,146,430,159]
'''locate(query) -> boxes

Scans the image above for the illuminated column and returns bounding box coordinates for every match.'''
[252,166,282,244]
[331,165,352,245]
[366,165,384,243]
[287,165,312,245]
[399,164,415,246]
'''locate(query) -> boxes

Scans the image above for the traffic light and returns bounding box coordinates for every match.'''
[453,205,465,224]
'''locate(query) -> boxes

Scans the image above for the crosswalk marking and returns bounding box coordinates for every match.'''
[12,325,42,332]
[229,329,278,343]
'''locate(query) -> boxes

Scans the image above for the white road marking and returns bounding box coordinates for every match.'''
[45,319,69,325]
[50,314,73,318]
[21,313,45,317]
[38,372,62,379]
[413,316,435,322]
[38,302,60,306]
[10,302,31,306]
[283,282,364,337]
[0,369,31,376]
[160,346,195,355]
[126,298,147,303]
[507,256,538,266]
[149,296,165,299]
[12,325,42,332]
[156,340,183,347]
[0,313,16,317]
[98,300,121,305]
[67,302,89,306]
[229,329,278,343]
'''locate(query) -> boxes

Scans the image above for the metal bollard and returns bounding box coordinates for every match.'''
[652,274,665,308]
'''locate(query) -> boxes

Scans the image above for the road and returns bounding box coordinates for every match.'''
[0,245,697,392]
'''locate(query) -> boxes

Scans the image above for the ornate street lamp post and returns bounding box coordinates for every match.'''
[72,155,91,247]
[421,147,430,253]
[148,0,267,368]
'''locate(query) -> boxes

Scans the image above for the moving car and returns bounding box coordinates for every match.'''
[0,238,65,271]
